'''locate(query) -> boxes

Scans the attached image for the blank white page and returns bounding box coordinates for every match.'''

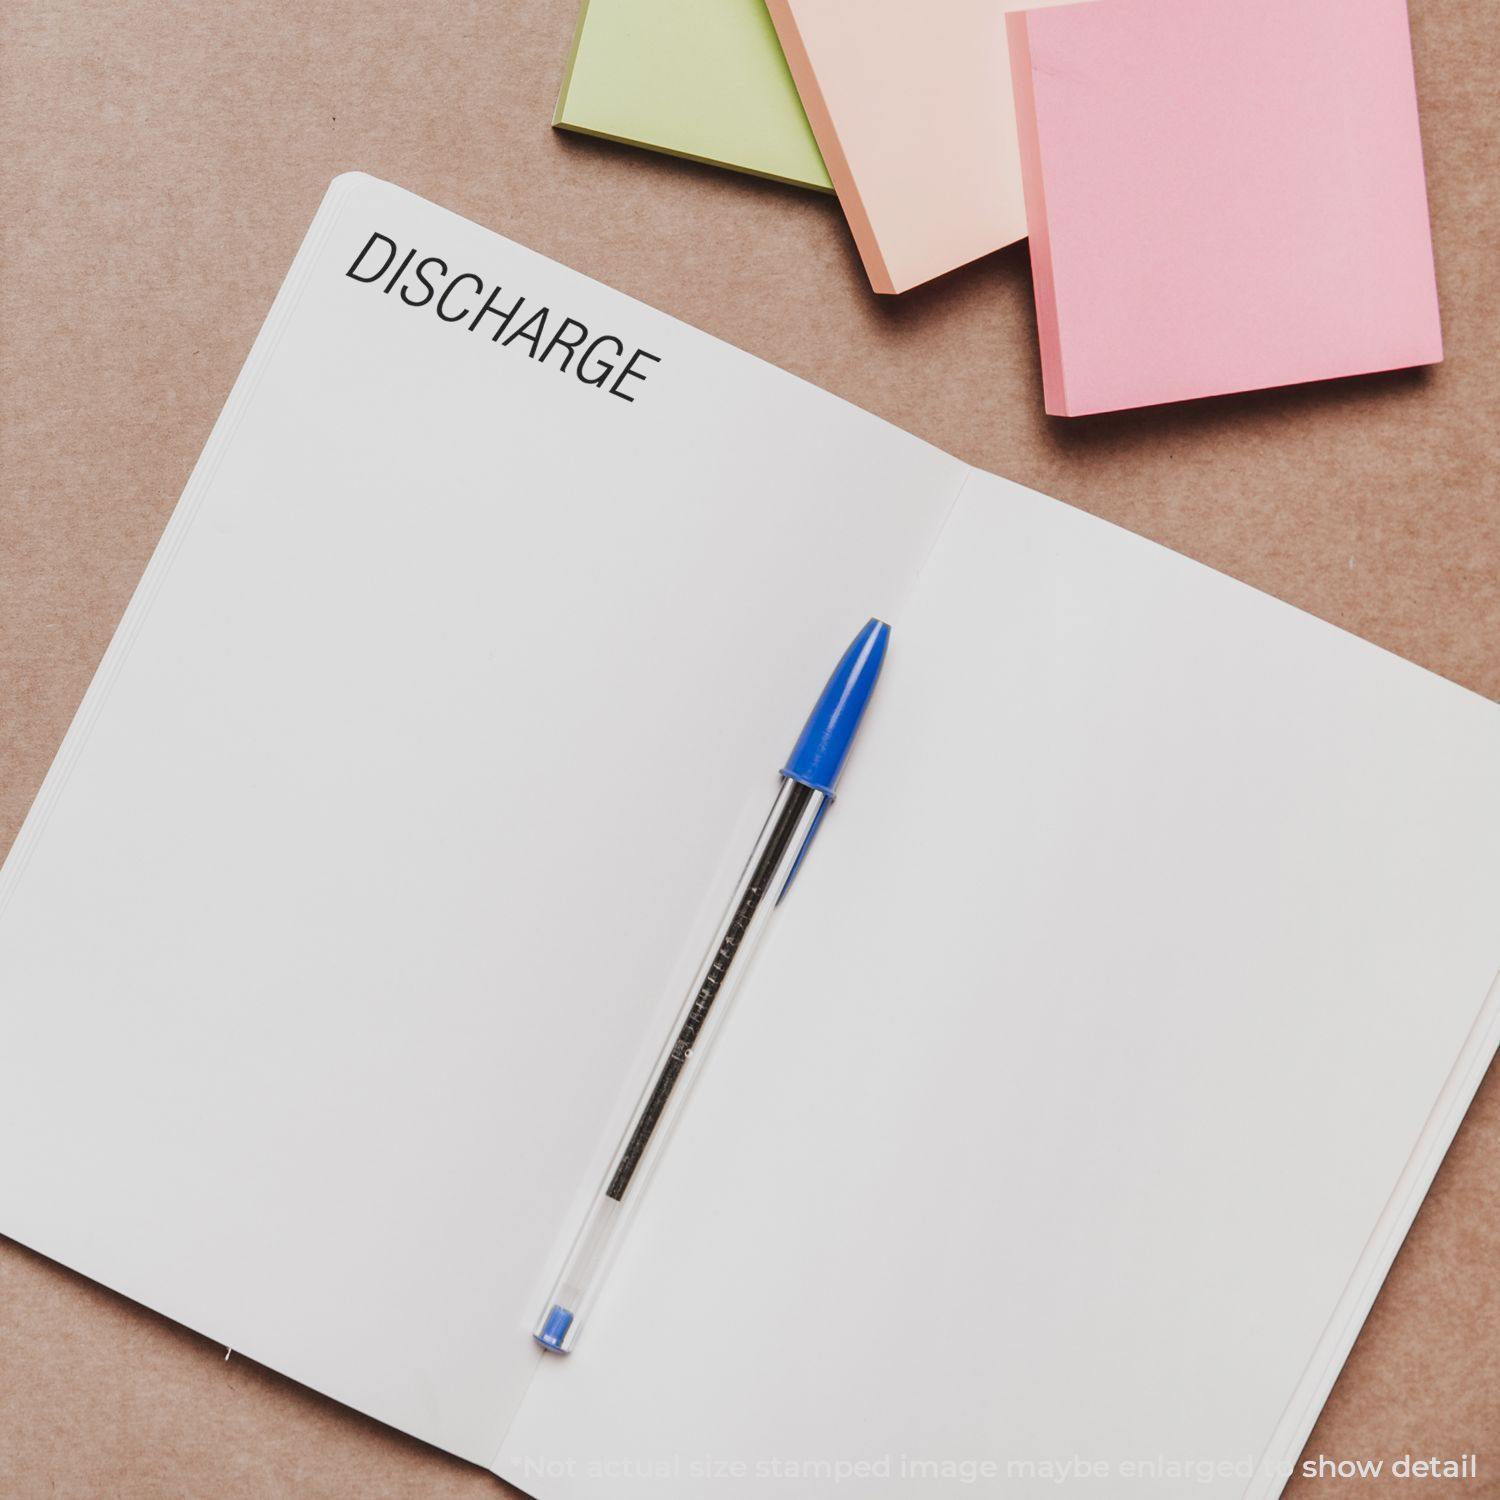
[500,472,1500,1496]
[0,175,963,1463]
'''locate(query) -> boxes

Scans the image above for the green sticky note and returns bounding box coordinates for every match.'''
[555,0,833,191]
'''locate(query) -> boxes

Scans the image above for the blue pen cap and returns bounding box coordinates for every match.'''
[782,618,890,797]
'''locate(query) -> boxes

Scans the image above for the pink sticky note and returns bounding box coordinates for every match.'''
[768,0,1074,295]
[1008,0,1443,416]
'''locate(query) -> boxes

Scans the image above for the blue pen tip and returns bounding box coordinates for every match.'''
[534,1303,574,1352]
[782,619,890,798]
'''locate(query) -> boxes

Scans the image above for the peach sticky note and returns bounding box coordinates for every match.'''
[767,0,1072,295]
[1008,0,1443,416]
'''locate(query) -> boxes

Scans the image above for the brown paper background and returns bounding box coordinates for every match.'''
[1,1,1496,1496]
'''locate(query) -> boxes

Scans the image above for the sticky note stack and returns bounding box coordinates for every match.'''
[552,0,1443,416]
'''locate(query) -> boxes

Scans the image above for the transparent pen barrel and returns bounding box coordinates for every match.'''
[534,776,826,1352]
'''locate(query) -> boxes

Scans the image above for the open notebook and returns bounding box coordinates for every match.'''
[0,175,1496,1500]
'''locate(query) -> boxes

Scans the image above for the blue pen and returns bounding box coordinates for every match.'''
[534,619,890,1353]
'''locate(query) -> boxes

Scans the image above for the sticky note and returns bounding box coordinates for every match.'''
[555,0,831,191]
[1008,0,1443,415]
[766,0,1078,295]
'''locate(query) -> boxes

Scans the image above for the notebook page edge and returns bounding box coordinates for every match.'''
[1244,963,1500,1500]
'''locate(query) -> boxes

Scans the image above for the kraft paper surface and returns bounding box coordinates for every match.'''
[0,2,1496,1497]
